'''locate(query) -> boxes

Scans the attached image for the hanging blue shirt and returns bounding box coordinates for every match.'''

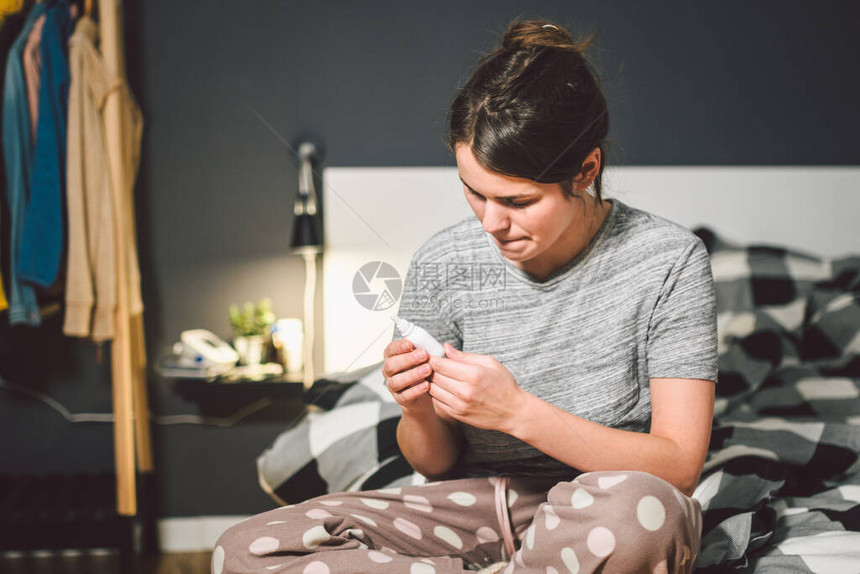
[17,0,74,289]
[2,1,50,325]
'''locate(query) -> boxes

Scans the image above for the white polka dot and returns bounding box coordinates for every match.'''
[421,558,436,564]
[368,550,393,563]
[653,560,669,574]
[302,525,331,549]
[344,528,365,539]
[378,487,402,495]
[319,500,342,506]
[525,524,536,550]
[544,506,561,530]
[597,474,628,489]
[547,567,559,574]
[360,498,389,510]
[637,496,666,531]
[507,489,519,506]
[266,520,287,525]
[410,562,436,574]
[404,494,434,512]
[266,565,285,571]
[249,536,280,555]
[302,561,330,574]
[561,547,580,573]
[433,526,463,549]
[570,488,594,509]
[305,508,333,520]
[586,527,616,557]
[394,517,422,540]
[350,513,378,527]
[211,545,225,574]
[447,491,477,506]
[476,526,500,544]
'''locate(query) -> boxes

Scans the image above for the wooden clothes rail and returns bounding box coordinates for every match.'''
[98,0,153,517]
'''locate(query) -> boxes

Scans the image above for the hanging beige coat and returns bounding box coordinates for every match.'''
[64,16,143,340]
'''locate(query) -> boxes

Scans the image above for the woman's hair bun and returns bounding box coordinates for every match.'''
[501,20,591,54]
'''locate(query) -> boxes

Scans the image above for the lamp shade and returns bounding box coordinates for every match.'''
[291,210,322,252]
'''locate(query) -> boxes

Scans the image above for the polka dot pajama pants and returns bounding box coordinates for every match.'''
[213,471,701,573]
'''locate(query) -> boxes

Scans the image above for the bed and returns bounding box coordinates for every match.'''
[257,166,860,572]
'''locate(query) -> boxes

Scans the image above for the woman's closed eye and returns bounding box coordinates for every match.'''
[464,185,484,200]
[464,186,533,210]
[507,199,532,210]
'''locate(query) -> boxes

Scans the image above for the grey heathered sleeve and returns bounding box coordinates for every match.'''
[647,237,719,382]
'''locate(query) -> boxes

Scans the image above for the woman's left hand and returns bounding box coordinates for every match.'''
[427,342,526,433]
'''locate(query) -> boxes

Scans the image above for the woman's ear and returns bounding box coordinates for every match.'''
[573,147,601,192]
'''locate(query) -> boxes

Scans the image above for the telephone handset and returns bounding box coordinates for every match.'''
[180,329,239,371]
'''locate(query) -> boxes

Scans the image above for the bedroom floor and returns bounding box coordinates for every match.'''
[0,550,212,573]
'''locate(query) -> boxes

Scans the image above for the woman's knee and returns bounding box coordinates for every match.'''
[543,471,701,572]
[211,507,300,574]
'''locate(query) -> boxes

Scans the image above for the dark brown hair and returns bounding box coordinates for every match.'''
[447,19,609,200]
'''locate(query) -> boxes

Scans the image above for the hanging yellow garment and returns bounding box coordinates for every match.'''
[0,0,24,20]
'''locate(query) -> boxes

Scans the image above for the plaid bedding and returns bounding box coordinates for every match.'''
[692,229,860,572]
[257,228,860,573]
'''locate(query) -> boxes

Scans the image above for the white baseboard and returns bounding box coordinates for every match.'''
[158,516,250,553]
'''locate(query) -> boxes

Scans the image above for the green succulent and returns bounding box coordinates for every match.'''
[229,298,276,337]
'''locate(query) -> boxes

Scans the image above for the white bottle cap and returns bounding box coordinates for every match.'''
[392,315,413,337]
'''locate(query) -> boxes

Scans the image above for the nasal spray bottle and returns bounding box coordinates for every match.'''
[392,316,446,357]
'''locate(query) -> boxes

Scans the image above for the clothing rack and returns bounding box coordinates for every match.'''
[0,0,153,557]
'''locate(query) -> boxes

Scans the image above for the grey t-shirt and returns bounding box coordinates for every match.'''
[396,199,718,479]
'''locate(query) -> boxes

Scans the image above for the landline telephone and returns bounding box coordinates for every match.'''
[175,329,239,374]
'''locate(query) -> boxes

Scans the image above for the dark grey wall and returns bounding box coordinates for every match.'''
[1,0,858,521]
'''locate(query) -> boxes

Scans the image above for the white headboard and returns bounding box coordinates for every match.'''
[322,166,860,374]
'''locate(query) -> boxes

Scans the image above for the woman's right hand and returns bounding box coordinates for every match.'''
[382,340,435,414]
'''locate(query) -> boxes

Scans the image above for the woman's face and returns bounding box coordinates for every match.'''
[455,144,594,280]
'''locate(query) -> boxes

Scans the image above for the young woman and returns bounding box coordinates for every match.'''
[215,19,716,574]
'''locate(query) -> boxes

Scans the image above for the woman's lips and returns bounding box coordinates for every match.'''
[495,236,525,246]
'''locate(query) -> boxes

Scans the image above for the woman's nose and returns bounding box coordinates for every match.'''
[482,201,510,234]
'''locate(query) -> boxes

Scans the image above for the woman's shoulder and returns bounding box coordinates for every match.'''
[610,200,706,255]
[410,216,486,265]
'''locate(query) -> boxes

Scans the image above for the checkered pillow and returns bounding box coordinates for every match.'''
[257,363,422,505]
[694,228,859,416]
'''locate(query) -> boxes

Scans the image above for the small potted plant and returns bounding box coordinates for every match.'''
[229,298,276,365]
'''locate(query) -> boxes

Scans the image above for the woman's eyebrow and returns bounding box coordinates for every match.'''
[458,176,537,200]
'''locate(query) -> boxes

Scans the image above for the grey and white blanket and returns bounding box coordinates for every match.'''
[258,229,860,573]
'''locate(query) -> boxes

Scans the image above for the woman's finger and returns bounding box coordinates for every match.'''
[383,339,414,360]
[382,347,428,379]
[427,376,462,411]
[387,361,432,393]
[429,356,479,387]
[394,379,430,404]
